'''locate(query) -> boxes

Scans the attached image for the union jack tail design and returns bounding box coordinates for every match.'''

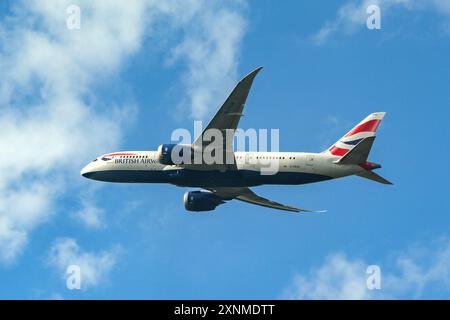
[325,112,386,157]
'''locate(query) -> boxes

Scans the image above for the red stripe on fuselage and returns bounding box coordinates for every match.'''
[104,152,138,157]
[329,146,349,156]
[345,119,381,137]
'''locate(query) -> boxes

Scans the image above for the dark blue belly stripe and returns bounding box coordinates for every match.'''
[83,169,332,187]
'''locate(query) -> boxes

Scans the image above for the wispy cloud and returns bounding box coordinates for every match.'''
[312,0,450,45]
[48,238,120,290]
[168,1,247,119]
[73,198,106,230]
[0,182,57,263]
[71,185,107,230]
[282,238,450,299]
[283,253,371,299]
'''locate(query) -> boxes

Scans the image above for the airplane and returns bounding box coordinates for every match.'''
[81,67,392,213]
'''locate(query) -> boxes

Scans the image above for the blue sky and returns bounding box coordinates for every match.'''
[1,0,450,299]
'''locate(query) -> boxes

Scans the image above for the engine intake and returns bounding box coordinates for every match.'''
[157,144,193,165]
[184,191,225,212]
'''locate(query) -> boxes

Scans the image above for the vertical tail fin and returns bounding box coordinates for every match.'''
[324,112,386,157]
[324,112,392,185]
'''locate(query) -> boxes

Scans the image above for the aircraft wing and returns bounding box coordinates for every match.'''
[191,67,263,170]
[207,187,325,213]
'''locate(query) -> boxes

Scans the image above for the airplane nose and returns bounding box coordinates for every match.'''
[80,164,91,178]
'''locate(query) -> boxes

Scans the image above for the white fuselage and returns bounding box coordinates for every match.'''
[80,150,364,188]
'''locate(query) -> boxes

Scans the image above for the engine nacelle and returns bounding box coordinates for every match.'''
[157,144,193,165]
[184,191,225,212]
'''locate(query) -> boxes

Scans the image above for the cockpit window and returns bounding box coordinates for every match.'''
[101,157,112,161]
[92,159,98,162]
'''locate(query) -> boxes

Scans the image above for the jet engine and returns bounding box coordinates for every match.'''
[157,144,193,165]
[183,191,225,212]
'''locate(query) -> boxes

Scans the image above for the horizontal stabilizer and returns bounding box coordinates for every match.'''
[356,170,393,185]
[337,136,375,165]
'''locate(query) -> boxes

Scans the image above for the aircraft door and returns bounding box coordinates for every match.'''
[245,153,250,165]
[303,154,315,173]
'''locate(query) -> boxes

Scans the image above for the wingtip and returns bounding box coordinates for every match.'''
[300,209,327,213]
[239,67,263,84]
[247,66,263,76]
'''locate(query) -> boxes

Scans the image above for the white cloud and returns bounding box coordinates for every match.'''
[312,0,450,44]
[282,238,450,299]
[0,182,56,263]
[0,0,146,264]
[0,0,247,264]
[169,1,247,119]
[383,240,450,297]
[71,186,107,229]
[73,199,105,230]
[48,238,120,289]
[283,254,371,299]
